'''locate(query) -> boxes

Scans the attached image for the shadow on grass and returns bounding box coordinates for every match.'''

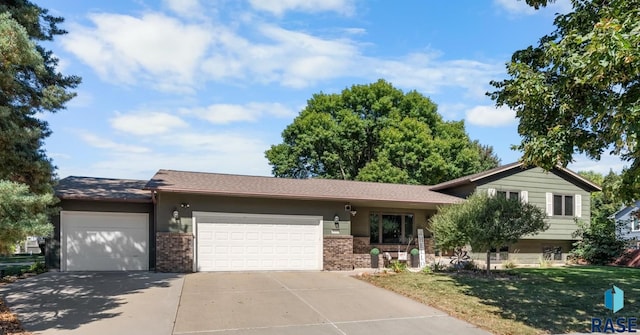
[447,266,640,334]
[0,271,181,332]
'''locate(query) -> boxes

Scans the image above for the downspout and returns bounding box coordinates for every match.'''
[151,190,157,271]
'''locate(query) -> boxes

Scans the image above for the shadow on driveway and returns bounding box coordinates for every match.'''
[0,272,183,334]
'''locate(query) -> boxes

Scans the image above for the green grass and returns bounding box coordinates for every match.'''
[360,266,640,335]
[0,254,44,276]
[0,254,43,264]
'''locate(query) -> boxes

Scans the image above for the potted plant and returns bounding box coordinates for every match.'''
[370,248,380,268]
[410,248,420,267]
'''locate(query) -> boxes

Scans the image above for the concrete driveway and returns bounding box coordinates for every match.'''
[173,272,489,335]
[0,272,184,335]
[1,271,490,335]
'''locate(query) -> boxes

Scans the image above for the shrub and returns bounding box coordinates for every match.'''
[502,260,517,269]
[430,261,448,272]
[370,247,380,256]
[460,260,478,271]
[28,261,47,274]
[389,260,407,273]
[538,256,553,268]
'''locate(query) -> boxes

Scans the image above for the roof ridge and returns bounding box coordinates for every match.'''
[152,169,436,187]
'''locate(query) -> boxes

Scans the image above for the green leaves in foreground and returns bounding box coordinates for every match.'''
[489,0,640,202]
[0,180,56,255]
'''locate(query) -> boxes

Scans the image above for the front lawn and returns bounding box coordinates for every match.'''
[360,266,640,334]
[0,255,43,264]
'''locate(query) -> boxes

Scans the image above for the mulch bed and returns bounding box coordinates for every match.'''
[1,276,34,335]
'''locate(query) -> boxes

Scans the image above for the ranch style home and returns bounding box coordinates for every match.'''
[48,162,601,272]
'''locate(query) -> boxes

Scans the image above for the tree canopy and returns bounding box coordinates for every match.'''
[0,0,80,193]
[572,170,626,264]
[431,193,548,273]
[489,0,640,202]
[266,80,500,184]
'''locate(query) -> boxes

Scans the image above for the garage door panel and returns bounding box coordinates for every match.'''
[61,211,149,271]
[196,212,322,271]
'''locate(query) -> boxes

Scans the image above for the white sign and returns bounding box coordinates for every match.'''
[418,229,426,268]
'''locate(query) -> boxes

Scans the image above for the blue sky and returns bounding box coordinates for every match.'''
[37,0,624,181]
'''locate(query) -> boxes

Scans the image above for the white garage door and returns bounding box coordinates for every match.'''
[61,211,149,271]
[195,212,322,272]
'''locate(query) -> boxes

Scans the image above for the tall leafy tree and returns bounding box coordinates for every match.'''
[266,80,500,184]
[431,193,548,274]
[1,1,80,194]
[489,0,640,202]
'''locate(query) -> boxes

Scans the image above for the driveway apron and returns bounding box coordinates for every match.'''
[174,271,490,335]
[0,272,184,335]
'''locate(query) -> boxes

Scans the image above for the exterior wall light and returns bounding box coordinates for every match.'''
[334,214,340,229]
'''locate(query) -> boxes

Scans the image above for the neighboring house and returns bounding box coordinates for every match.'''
[613,201,640,248]
[431,162,601,264]
[49,162,600,272]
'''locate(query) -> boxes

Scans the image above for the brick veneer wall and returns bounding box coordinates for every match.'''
[156,232,193,273]
[323,235,354,270]
[353,237,370,254]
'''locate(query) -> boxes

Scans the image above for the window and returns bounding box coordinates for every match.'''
[543,246,563,261]
[553,194,574,216]
[489,246,509,261]
[369,212,414,244]
[632,218,640,232]
[497,191,519,201]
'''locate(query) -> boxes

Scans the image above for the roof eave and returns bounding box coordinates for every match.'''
[151,187,462,205]
[57,195,153,203]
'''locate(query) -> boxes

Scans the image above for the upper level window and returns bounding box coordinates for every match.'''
[553,195,574,216]
[370,212,414,244]
[632,217,640,232]
[497,191,519,201]
[546,193,581,218]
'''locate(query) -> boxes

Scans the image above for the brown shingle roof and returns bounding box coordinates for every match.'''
[145,170,463,205]
[430,162,602,192]
[55,176,152,202]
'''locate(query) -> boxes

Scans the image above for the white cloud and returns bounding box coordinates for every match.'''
[181,102,295,124]
[372,54,504,98]
[110,111,189,135]
[60,131,272,180]
[61,13,213,92]
[570,152,627,175]
[62,9,502,97]
[79,132,151,154]
[248,0,354,15]
[465,105,516,127]
[163,0,205,18]
[201,24,360,88]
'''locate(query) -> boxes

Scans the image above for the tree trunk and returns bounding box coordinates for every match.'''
[486,251,491,275]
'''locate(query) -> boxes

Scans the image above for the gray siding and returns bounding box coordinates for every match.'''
[469,239,574,265]
[474,167,591,240]
[157,192,350,235]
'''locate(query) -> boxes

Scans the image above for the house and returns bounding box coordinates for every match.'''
[613,201,640,248]
[48,162,600,272]
[431,162,601,264]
